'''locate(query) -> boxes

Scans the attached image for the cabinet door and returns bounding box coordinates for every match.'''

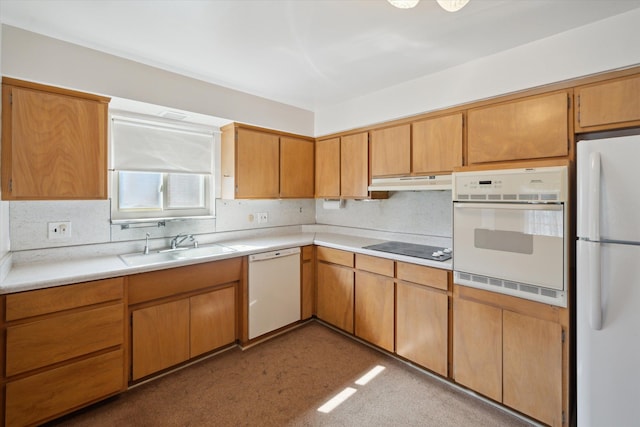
[315,137,340,198]
[396,282,448,376]
[190,286,237,358]
[503,311,563,427]
[412,113,463,174]
[453,297,502,402]
[316,262,354,333]
[354,271,394,352]
[2,84,107,200]
[370,124,410,177]
[235,128,279,198]
[301,246,315,320]
[280,136,314,198]
[576,74,640,131]
[132,299,190,380]
[467,91,569,164]
[340,132,369,198]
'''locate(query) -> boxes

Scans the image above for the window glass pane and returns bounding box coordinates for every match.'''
[167,173,205,209]
[118,171,163,210]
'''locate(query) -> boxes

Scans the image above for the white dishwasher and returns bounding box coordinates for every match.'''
[248,247,301,340]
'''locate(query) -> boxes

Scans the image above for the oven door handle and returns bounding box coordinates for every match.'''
[453,202,563,211]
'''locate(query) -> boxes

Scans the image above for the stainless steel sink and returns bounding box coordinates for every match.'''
[119,244,236,267]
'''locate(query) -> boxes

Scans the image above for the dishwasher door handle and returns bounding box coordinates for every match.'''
[249,247,300,262]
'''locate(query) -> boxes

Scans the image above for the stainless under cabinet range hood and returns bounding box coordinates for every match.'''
[367,175,452,191]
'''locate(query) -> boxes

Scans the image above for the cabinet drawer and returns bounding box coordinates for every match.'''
[128,257,242,305]
[396,262,449,291]
[6,304,124,376]
[5,349,124,427]
[356,254,394,277]
[317,246,354,267]
[5,277,123,321]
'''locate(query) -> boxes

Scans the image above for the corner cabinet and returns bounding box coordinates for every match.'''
[453,285,566,427]
[1,78,109,200]
[316,247,355,333]
[2,278,126,427]
[128,258,241,381]
[315,132,370,199]
[575,73,640,132]
[467,91,570,165]
[221,123,314,199]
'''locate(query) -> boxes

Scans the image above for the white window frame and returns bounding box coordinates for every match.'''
[109,112,217,222]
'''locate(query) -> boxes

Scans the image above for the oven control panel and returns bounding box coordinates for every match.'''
[452,166,567,202]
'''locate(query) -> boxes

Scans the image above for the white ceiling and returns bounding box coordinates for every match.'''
[2,0,640,114]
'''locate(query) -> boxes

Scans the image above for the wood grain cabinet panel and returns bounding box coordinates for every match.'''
[316,246,354,267]
[1,78,109,200]
[132,299,190,380]
[396,262,448,291]
[6,304,124,376]
[396,281,448,376]
[190,286,236,357]
[467,91,569,164]
[315,137,340,198]
[280,136,314,198]
[453,297,502,402]
[354,271,394,352]
[370,124,411,177]
[340,132,369,198]
[576,74,640,132]
[5,349,124,427]
[301,245,315,319]
[235,128,280,198]
[503,310,563,427]
[412,113,463,174]
[316,262,354,333]
[355,253,394,277]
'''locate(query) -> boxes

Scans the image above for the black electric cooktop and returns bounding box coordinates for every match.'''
[363,241,452,262]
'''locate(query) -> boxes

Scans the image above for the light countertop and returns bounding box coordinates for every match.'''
[0,232,452,295]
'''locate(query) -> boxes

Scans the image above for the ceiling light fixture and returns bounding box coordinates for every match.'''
[436,0,470,12]
[387,0,470,12]
[387,0,420,9]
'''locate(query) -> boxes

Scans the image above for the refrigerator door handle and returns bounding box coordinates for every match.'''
[588,152,601,241]
[589,242,603,330]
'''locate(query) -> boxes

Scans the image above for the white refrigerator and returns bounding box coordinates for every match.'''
[576,135,640,427]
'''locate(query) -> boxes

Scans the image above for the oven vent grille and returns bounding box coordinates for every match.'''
[456,193,558,201]
[459,272,559,299]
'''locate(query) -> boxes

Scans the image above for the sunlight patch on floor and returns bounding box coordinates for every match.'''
[317,365,387,413]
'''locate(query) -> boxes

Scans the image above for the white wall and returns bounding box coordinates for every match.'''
[0,16,10,259]
[315,8,640,136]
[1,25,314,136]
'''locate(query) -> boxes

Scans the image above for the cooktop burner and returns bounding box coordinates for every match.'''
[363,241,452,262]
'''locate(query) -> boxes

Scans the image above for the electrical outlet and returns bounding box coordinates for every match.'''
[48,221,71,240]
[257,212,268,223]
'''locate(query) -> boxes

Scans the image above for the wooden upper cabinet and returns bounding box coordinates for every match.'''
[221,123,314,199]
[280,136,314,198]
[412,113,463,174]
[467,91,570,164]
[340,132,369,198]
[234,128,280,198]
[575,73,640,132]
[370,124,410,177]
[1,78,109,200]
[315,137,340,198]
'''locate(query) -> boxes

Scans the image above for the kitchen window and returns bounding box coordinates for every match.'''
[110,115,216,221]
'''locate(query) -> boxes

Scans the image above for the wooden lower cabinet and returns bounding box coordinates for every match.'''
[5,349,124,427]
[2,278,126,427]
[354,270,394,352]
[453,285,565,426]
[452,297,503,402]
[396,281,449,376]
[132,286,237,381]
[301,245,315,319]
[132,299,191,380]
[316,262,354,333]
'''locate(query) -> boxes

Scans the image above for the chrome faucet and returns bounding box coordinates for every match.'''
[143,232,150,255]
[170,233,197,249]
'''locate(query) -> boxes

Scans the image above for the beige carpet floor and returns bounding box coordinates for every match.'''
[47,321,532,426]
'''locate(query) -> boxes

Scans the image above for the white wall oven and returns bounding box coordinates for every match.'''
[453,166,568,307]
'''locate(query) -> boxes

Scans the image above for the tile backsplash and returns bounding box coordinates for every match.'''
[9,192,452,252]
